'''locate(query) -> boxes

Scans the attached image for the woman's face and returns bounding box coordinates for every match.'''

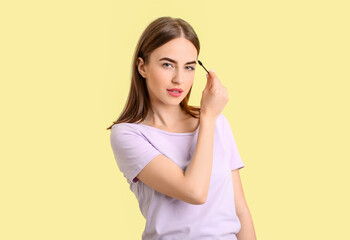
[137,37,198,108]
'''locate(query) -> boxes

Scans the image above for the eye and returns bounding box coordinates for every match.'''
[163,62,173,68]
[186,66,195,70]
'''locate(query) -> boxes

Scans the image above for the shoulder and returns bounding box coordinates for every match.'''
[220,112,234,125]
[110,122,130,131]
[110,122,141,134]
[216,113,235,135]
[110,123,153,154]
[217,113,229,127]
[110,123,146,141]
[218,112,226,121]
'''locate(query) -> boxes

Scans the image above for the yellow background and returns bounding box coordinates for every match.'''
[1,0,349,239]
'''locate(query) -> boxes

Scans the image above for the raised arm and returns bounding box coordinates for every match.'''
[136,114,216,205]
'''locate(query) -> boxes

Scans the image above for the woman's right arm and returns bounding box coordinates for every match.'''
[135,114,215,205]
[183,114,216,204]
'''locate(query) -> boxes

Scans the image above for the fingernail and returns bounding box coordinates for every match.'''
[210,69,214,72]
[206,73,208,77]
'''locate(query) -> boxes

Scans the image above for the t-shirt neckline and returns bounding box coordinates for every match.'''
[134,123,200,136]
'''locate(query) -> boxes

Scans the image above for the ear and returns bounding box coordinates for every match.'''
[137,57,147,78]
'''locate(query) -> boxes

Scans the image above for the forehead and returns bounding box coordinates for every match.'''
[150,38,197,62]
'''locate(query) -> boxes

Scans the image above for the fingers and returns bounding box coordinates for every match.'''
[206,68,215,78]
[206,69,220,88]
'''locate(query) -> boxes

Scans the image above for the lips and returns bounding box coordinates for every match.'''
[167,88,183,93]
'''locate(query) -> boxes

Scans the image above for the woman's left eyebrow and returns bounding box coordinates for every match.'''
[159,57,197,65]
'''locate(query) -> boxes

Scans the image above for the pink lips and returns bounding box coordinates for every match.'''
[167,88,183,92]
[167,88,183,97]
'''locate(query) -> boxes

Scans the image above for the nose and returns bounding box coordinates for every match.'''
[171,68,184,84]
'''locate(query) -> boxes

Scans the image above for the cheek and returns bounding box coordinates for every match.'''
[149,68,169,84]
[186,76,194,87]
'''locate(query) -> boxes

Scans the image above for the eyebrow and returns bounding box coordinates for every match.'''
[159,57,197,65]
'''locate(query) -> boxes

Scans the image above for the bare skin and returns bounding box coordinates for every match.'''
[140,113,200,133]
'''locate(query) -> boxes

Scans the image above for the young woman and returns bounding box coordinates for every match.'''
[107,16,256,240]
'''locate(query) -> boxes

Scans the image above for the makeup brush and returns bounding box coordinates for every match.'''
[197,60,210,74]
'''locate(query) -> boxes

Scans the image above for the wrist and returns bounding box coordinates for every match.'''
[199,112,217,125]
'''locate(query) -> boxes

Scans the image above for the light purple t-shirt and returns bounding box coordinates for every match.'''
[110,113,245,240]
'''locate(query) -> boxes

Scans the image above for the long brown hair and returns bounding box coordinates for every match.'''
[106,16,201,130]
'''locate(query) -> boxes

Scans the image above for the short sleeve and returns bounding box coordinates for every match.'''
[110,124,162,183]
[222,115,245,171]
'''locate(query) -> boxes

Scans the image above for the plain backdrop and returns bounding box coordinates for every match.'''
[1,0,349,239]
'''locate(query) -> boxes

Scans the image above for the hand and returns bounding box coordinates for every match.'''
[200,69,229,120]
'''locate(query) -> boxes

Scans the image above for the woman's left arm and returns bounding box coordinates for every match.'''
[232,169,257,240]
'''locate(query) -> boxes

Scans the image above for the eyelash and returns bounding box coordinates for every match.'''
[163,63,195,71]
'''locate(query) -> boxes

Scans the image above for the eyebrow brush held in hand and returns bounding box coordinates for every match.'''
[198,60,210,74]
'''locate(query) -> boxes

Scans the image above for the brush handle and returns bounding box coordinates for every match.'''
[198,60,210,74]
